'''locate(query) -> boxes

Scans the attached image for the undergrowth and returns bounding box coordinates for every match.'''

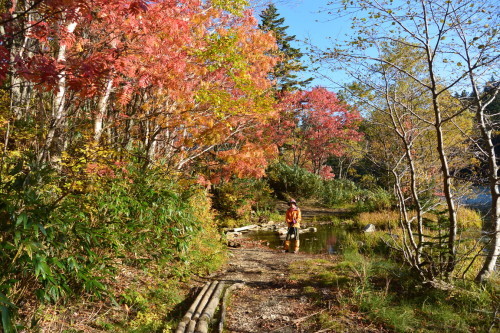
[0,156,226,332]
[289,247,498,332]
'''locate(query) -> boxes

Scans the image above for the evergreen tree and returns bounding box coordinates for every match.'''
[259,3,312,92]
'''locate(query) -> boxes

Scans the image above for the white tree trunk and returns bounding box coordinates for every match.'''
[94,76,114,143]
[40,20,78,162]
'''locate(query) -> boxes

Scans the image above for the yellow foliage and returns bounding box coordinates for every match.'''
[457,206,482,229]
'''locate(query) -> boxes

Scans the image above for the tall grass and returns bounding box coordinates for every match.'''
[357,210,400,229]
[289,225,496,332]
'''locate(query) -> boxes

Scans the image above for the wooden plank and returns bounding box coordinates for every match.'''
[232,225,258,232]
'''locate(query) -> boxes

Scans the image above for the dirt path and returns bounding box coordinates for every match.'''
[213,239,389,333]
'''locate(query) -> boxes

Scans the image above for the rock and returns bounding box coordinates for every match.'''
[363,224,376,233]
[227,241,241,248]
[277,227,288,235]
[226,231,242,240]
[262,314,277,320]
[298,227,317,234]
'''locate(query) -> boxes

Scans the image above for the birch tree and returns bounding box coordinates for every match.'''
[319,0,499,281]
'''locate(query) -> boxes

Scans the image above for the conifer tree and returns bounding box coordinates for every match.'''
[259,3,312,92]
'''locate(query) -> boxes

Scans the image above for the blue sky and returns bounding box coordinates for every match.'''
[254,0,499,94]
[254,0,354,90]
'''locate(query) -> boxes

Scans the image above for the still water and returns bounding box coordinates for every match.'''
[248,224,351,254]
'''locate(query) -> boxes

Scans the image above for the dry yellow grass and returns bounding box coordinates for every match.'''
[357,210,401,229]
[357,206,482,230]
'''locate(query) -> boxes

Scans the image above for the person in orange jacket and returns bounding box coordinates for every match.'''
[284,199,301,253]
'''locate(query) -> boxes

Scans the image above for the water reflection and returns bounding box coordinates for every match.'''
[249,224,349,255]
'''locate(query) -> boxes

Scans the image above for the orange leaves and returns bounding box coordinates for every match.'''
[218,142,278,180]
[3,0,280,177]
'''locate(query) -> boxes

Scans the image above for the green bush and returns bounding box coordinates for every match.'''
[321,179,360,206]
[0,156,224,331]
[211,178,274,219]
[266,163,393,211]
[354,187,394,212]
[266,162,324,200]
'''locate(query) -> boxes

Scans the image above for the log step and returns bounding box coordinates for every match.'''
[176,280,228,333]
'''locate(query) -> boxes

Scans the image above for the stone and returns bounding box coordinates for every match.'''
[277,227,288,235]
[363,224,376,232]
[227,241,241,248]
[226,231,242,240]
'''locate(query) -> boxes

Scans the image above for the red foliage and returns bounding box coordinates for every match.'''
[268,87,363,177]
[2,0,278,179]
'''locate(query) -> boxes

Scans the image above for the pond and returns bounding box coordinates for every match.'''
[248,223,353,254]
[461,186,492,213]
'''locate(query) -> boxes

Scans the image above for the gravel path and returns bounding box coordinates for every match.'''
[213,240,390,333]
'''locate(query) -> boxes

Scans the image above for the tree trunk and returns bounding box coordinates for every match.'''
[472,83,500,282]
[477,192,500,282]
[94,76,114,143]
[39,19,78,162]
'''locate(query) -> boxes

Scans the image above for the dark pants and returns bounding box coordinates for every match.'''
[285,227,299,241]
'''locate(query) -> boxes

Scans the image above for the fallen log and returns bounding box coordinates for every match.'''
[218,283,245,333]
[175,282,211,333]
[195,282,225,333]
[184,281,218,333]
[231,225,258,232]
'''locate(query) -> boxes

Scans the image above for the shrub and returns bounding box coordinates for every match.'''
[211,178,274,219]
[321,179,360,206]
[354,187,394,212]
[0,156,224,330]
[266,162,324,200]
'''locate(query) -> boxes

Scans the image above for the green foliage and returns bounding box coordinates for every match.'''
[321,179,360,206]
[267,162,394,211]
[354,187,393,212]
[211,178,274,219]
[325,182,393,212]
[266,162,325,200]
[0,155,225,330]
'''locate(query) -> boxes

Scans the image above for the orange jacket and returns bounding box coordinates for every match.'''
[285,207,301,228]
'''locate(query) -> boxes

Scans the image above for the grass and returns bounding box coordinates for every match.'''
[287,232,498,333]
[357,209,401,229]
[356,206,483,231]
[457,206,483,229]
